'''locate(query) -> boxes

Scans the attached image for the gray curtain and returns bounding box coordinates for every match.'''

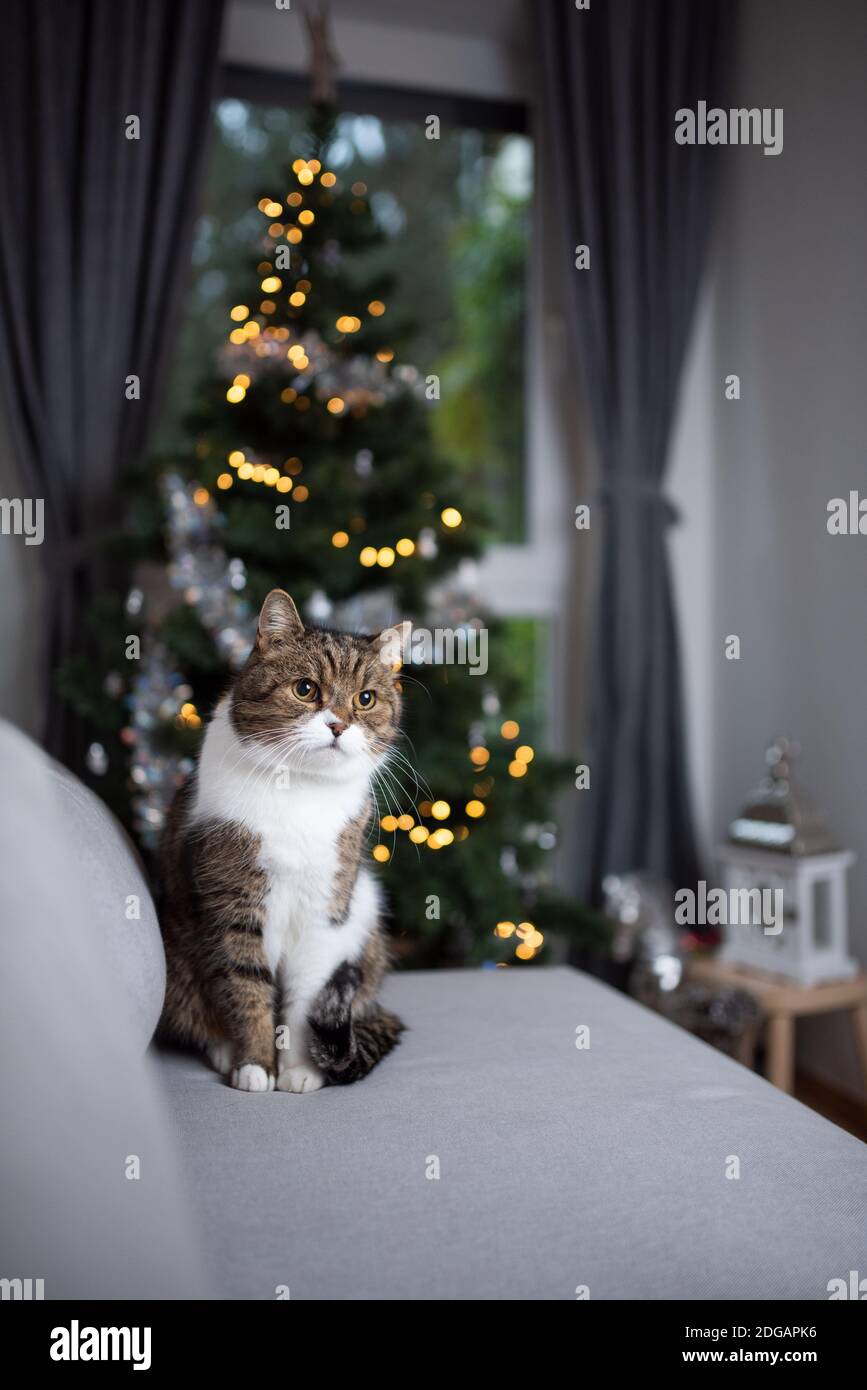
[540,0,731,896]
[0,0,224,752]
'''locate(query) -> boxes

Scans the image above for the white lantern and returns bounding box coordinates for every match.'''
[717,738,857,986]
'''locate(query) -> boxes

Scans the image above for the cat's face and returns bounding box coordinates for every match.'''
[230,590,404,781]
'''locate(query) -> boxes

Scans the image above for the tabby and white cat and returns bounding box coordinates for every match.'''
[158,589,405,1092]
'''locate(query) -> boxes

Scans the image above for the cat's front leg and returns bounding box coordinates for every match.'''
[211,929,278,1092]
[275,996,326,1093]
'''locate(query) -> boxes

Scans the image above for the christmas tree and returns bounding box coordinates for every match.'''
[60,105,606,967]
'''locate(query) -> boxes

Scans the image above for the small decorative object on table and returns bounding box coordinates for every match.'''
[717,737,857,986]
[601,873,761,1065]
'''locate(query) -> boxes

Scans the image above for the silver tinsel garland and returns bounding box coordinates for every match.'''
[125,476,256,846]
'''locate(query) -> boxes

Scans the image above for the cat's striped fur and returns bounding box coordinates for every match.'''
[157,589,405,1092]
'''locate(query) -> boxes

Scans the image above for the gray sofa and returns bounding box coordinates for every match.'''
[2,719,866,1300]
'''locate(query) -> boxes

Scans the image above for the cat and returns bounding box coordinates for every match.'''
[157,588,406,1093]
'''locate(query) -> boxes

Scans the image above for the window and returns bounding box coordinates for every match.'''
[158,81,532,545]
[154,72,570,749]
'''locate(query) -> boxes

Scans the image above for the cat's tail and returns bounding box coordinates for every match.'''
[307,999,405,1085]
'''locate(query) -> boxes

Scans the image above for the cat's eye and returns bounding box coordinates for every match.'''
[292,678,319,702]
[353,689,376,710]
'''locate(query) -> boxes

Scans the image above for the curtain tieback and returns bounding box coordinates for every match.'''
[595,478,680,527]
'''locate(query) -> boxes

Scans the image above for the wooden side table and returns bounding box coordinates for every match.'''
[687,957,867,1096]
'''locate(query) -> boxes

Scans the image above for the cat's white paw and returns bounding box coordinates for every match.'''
[207,1040,233,1075]
[230,1064,275,1092]
[276,1064,325,1094]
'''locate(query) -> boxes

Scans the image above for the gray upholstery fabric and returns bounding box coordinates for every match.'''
[49,761,165,1050]
[156,966,867,1301]
[3,721,864,1300]
[0,720,209,1298]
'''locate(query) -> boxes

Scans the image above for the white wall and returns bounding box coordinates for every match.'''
[668,270,720,858]
[672,0,867,1095]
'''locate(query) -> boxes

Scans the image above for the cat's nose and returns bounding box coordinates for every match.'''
[329,721,348,738]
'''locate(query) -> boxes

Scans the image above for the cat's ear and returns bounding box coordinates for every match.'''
[369,619,412,670]
[256,589,304,650]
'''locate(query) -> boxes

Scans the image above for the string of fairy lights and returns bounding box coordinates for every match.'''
[368,718,543,961]
[209,157,466,570]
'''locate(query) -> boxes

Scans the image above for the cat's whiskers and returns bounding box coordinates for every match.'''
[382,745,430,802]
[221,733,306,821]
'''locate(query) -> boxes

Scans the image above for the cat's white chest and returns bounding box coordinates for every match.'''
[192,702,372,979]
[252,780,354,934]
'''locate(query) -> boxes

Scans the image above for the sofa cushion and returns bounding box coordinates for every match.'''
[155,964,867,1300]
[48,759,165,1050]
[0,720,208,1297]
